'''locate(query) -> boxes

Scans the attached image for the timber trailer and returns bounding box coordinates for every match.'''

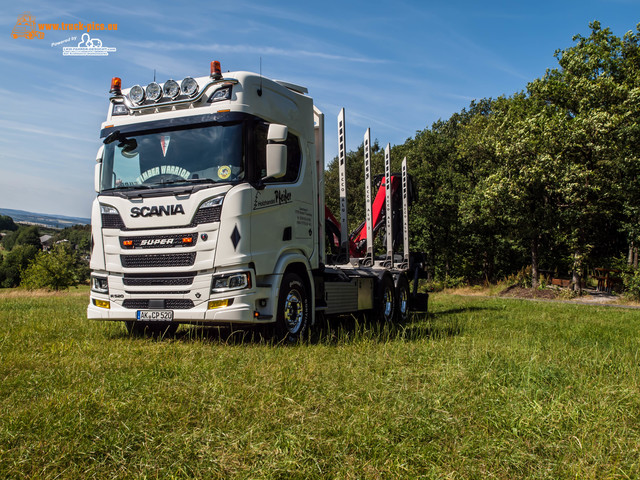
[87,61,428,340]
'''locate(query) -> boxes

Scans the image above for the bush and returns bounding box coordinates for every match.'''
[21,244,79,291]
[622,268,640,301]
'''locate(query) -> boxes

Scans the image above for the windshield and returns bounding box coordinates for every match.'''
[100,122,244,192]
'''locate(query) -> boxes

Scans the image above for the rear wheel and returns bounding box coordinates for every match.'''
[276,273,310,343]
[395,273,410,323]
[374,273,396,323]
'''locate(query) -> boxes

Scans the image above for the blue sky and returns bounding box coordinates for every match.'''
[0,0,637,218]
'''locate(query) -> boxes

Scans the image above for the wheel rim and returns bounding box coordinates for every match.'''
[284,290,303,333]
[383,286,394,320]
[399,286,408,316]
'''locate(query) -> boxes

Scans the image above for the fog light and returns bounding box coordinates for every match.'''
[208,299,231,309]
[93,299,110,309]
[129,85,145,104]
[146,82,162,102]
[163,79,180,99]
[181,77,199,97]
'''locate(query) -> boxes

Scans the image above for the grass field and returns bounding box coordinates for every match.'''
[1,288,639,479]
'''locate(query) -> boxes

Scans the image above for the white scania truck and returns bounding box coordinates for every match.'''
[88,61,428,340]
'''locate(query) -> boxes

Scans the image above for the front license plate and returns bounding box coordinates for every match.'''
[137,310,174,321]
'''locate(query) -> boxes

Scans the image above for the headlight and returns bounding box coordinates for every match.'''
[129,85,145,104]
[211,272,251,293]
[163,79,180,99]
[199,195,224,209]
[209,86,231,102]
[112,103,129,116]
[91,275,109,294]
[100,204,118,215]
[181,77,199,97]
[146,82,162,102]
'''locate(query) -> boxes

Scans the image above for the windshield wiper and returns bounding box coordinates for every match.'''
[103,185,152,191]
[159,178,217,185]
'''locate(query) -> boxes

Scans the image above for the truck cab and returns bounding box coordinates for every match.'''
[88,62,321,337]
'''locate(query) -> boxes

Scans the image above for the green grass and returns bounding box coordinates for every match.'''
[1,290,640,479]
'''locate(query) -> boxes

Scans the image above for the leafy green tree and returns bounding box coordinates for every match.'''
[0,245,39,288]
[21,244,79,290]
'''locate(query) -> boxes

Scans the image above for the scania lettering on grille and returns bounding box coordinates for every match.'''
[130,204,185,218]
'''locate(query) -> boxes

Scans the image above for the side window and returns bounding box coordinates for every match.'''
[256,123,302,183]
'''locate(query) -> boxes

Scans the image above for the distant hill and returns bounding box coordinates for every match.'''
[0,208,90,229]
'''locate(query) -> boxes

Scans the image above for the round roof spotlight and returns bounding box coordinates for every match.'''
[180,77,199,97]
[163,79,180,100]
[129,85,145,104]
[146,82,162,102]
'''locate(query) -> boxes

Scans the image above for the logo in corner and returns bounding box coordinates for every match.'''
[12,12,43,40]
[63,33,116,56]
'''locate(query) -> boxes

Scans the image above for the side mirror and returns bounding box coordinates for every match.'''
[94,146,104,193]
[267,124,288,142]
[261,123,288,181]
[265,144,287,179]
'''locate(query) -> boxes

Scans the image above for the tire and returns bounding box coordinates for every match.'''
[276,272,310,343]
[394,273,410,323]
[125,320,178,338]
[374,273,396,323]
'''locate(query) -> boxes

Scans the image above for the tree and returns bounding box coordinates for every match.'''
[21,244,79,290]
[0,215,18,231]
[0,245,39,288]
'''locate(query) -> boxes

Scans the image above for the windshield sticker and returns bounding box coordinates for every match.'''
[217,165,231,179]
[136,165,191,183]
[160,135,171,157]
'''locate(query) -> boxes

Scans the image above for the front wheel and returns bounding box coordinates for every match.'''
[276,273,310,343]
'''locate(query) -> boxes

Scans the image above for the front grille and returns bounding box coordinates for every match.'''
[125,291,190,295]
[121,252,196,268]
[102,213,125,229]
[101,206,220,232]
[123,299,195,309]
[191,206,221,225]
[120,233,198,249]
[123,273,196,286]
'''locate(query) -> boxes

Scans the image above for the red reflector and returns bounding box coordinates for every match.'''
[110,77,122,94]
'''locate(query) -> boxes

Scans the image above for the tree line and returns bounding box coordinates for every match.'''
[326,21,640,292]
[0,216,90,290]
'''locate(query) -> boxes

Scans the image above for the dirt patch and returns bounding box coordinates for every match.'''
[498,285,619,304]
[499,286,561,300]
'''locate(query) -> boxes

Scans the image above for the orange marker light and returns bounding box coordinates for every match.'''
[123,240,133,247]
[110,77,122,94]
[210,61,222,79]
[182,237,193,244]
